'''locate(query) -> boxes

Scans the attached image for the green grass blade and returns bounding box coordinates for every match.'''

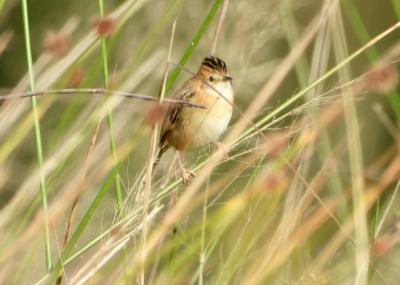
[190,237,219,285]
[21,0,52,272]
[42,122,146,284]
[391,0,400,19]
[165,0,223,92]
[342,0,379,62]
[0,0,6,15]
[342,0,400,119]
[51,156,126,282]
[98,0,124,219]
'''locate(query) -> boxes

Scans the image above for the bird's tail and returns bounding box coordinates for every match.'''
[152,142,168,175]
[142,142,169,185]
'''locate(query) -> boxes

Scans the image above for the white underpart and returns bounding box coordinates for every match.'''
[189,80,233,150]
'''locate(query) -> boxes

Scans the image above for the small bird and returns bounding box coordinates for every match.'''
[154,56,234,184]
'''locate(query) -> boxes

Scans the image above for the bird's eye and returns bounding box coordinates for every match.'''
[208,76,215,82]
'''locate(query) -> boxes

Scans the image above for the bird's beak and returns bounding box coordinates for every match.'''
[223,76,233,81]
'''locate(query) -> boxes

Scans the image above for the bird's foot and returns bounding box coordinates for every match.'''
[213,141,229,158]
[180,168,197,185]
[176,149,197,185]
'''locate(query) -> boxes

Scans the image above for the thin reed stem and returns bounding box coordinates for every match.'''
[0,88,206,108]
[236,21,400,145]
[210,0,229,55]
[56,120,102,285]
[332,8,368,284]
[35,123,147,285]
[21,0,52,272]
[199,173,210,285]
[98,0,124,218]
[45,152,129,284]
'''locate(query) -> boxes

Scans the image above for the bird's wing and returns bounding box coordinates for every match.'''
[159,79,195,146]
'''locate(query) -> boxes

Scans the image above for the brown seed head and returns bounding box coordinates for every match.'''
[94,16,117,37]
[68,68,85,87]
[43,32,70,57]
[263,170,289,192]
[110,225,122,237]
[263,132,288,157]
[365,64,398,93]
[144,103,168,126]
[372,236,392,257]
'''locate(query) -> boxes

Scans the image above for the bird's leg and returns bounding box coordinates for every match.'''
[213,141,229,158]
[176,150,197,185]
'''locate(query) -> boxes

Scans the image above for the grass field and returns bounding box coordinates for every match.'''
[0,0,400,284]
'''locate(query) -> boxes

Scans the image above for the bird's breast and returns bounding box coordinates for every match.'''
[178,86,233,151]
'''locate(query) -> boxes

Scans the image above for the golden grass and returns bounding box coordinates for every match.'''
[0,0,400,284]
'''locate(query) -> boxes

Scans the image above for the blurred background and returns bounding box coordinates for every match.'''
[0,0,400,284]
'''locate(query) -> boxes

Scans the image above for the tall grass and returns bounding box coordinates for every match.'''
[0,0,400,284]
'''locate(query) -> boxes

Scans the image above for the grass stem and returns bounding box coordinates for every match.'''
[21,0,52,272]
